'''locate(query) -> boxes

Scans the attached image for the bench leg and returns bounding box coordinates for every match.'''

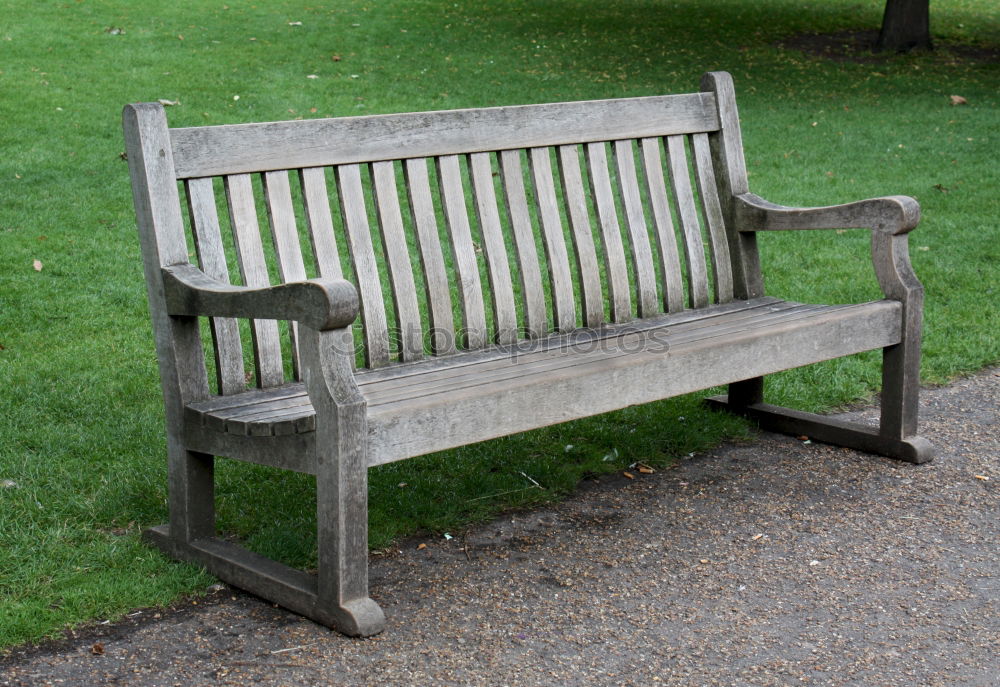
[313,405,385,637]
[144,423,384,637]
[167,447,215,541]
[707,345,934,464]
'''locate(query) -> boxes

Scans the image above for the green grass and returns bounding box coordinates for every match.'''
[1,0,998,649]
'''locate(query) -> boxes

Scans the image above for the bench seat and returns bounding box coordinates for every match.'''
[184,297,901,469]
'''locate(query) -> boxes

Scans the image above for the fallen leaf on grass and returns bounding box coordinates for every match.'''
[32,259,43,272]
[288,21,303,26]
[949,95,968,106]
[157,99,179,106]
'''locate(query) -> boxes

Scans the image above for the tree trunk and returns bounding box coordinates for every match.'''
[876,0,932,52]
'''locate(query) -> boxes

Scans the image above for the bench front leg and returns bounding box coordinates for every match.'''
[299,325,385,637]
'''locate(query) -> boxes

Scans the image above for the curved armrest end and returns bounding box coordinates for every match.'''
[735,193,920,235]
[162,263,359,330]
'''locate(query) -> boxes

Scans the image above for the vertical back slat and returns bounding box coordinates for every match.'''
[371,161,423,361]
[336,164,391,367]
[185,177,245,395]
[691,133,734,304]
[639,138,686,314]
[499,150,547,338]
[299,167,343,279]
[614,140,659,317]
[585,142,631,322]
[224,173,285,387]
[404,158,456,355]
[263,170,308,377]
[557,145,603,328]
[529,147,576,332]
[436,154,487,349]
[469,153,518,344]
[666,135,710,308]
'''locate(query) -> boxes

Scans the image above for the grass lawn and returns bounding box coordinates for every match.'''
[1,0,997,649]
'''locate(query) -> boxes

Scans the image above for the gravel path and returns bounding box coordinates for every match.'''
[3,369,997,686]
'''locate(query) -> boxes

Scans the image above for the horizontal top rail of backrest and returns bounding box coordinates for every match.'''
[169,92,719,179]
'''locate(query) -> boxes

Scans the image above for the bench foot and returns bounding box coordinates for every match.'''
[143,525,386,637]
[705,395,935,464]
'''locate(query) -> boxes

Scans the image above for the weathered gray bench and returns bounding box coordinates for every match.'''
[123,72,933,637]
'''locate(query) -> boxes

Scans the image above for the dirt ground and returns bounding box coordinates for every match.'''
[2,368,997,686]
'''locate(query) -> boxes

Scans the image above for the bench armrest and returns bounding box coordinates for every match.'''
[733,193,920,235]
[162,263,359,331]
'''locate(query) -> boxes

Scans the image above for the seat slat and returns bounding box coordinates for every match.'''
[185,177,245,395]
[263,170,308,377]
[530,147,576,332]
[614,140,659,318]
[224,173,285,387]
[336,164,391,367]
[469,153,518,344]
[666,135,710,308]
[639,138,686,314]
[171,93,720,178]
[499,150,547,338]
[692,133,734,304]
[557,145,603,328]
[586,142,631,322]
[436,154,488,349]
[371,161,423,361]
[358,296,787,385]
[363,302,821,405]
[404,158,456,355]
[298,167,343,279]
[365,300,902,464]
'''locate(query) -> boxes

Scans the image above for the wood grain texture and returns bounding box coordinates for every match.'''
[691,133,734,304]
[185,177,245,395]
[335,164,390,367]
[700,71,761,300]
[298,167,343,279]
[666,135,709,308]
[436,154,488,349]
[263,170,308,377]
[639,138,685,313]
[366,301,903,463]
[163,263,359,331]
[557,145,604,328]
[586,142,631,322]
[404,158,456,354]
[124,102,215,542]
[529,147,576,332]
[224,173,285,387]
[171,93,720,178]
[371,161,423,361]
[469,153,518,343]
[499,150,547,338]
[614,140,659,317]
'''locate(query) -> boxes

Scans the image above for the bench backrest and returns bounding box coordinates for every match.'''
[125,72,755,398]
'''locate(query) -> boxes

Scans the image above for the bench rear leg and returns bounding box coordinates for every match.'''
[707,343,934,464]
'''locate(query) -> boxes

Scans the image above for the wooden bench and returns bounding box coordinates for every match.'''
[123,72,933,637]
